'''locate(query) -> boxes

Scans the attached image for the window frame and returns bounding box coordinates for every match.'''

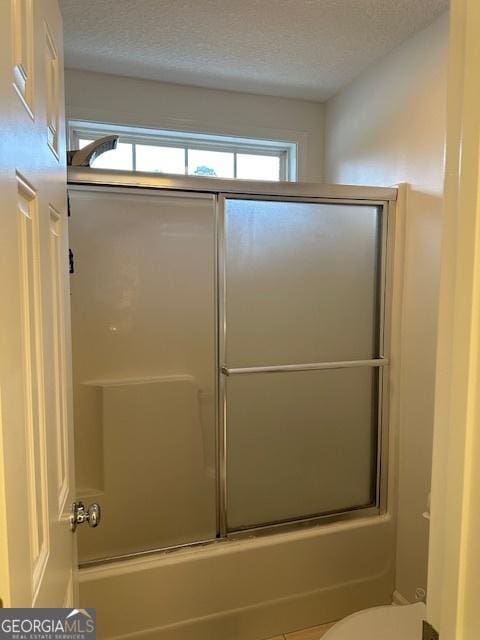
[68,120,297,182]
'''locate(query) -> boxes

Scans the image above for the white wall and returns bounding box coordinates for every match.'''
[64,69,324,182]
[324,13,449,602]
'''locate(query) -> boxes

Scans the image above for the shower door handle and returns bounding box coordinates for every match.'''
[70,501,101,532]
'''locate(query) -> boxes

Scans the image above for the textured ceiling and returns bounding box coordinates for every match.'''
[60,0,448,101]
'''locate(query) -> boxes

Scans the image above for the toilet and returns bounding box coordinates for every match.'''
[323,602,426,639]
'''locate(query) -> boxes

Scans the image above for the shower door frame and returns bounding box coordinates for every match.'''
[67,167,397,566]
[217,193,392,538]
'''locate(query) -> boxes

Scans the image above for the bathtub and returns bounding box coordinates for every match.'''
[79,514,394,640]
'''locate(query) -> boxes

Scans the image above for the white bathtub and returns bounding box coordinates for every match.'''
[79,514,394,640]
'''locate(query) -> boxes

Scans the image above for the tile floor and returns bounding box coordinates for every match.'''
[267,622,335,640]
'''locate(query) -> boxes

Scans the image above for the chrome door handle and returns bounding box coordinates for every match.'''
[70,501,101,532]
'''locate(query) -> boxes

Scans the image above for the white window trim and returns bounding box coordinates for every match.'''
[68,120,297,181]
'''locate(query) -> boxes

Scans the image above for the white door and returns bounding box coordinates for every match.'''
[0,0,77,606]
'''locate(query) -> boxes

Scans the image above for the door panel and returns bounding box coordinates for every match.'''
[16,174,50,600]
[226,367,378,530]
[49,204,70,515]
[222,197,384,533]
[11,0,34,116]
[224,199,381,367]
[0,0,76,606]
[68,188,217,563]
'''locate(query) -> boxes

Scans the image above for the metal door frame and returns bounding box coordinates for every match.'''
[67,168,396,566]
[217,193,393,538]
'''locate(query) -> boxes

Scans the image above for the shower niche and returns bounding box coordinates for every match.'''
[68,173,394,565]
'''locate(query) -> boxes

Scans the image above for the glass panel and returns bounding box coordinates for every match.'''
[69,189,217,561]
[78,138,93,149]
[224,199,381,367]
[188,149,234,178]
[226,367,377,531]
[90,142,133,170]
[236,154,281,181]
[136,144,185,174]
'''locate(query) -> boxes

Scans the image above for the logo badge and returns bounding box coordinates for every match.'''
[0,608,96,639]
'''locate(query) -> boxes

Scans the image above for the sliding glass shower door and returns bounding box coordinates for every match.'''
[221,197,385,532]
[68,176,391,565]
[69,187,217,563]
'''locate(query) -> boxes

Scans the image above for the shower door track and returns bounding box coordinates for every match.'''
[78,503,383,569]
[68,168,397,569]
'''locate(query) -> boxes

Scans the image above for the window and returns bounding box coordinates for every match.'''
[69,121,296,181]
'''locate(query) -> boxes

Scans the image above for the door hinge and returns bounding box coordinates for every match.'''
[423,620,439,640]
[67,192,71,217]
[69,248,75,274]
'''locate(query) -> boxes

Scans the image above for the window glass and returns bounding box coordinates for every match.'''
[236,154,281,181]
[188,149,234,179]
[90,142,133,171]
[78,138,93,149]
[71,123,294,181]
[136,145,185,174]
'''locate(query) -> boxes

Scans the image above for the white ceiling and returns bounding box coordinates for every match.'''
[60,0,448,101]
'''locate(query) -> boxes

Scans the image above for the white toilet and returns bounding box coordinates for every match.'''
[323,602,426,640]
